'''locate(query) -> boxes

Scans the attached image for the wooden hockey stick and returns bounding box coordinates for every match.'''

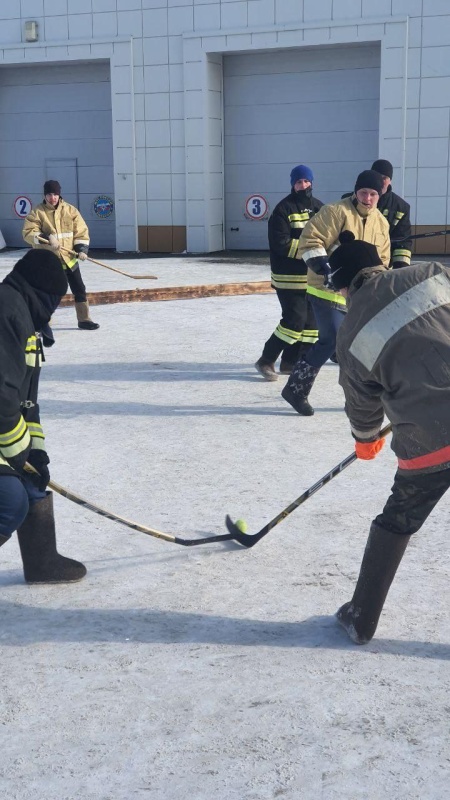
[36,237,158,280]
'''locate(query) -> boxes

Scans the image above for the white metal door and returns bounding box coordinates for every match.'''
[224,44,381,249]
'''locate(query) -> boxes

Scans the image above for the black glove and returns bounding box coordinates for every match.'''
[306,255,335,288]
[40,323,55,348]
[26,449,50,492]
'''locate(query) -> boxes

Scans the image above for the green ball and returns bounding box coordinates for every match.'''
[236,519,248,533]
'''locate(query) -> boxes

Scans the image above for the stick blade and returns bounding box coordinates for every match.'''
[225,514,253,547]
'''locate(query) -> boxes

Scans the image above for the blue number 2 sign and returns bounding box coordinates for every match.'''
[13,196,32,218]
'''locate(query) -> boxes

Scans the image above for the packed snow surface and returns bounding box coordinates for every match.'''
[0,251,448,799]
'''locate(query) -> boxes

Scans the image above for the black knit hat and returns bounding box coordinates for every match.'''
[371,159,393,179]
[13,250,68,296]
[354,170,384,195]
[44,179,61,196]
[329,231,383,290]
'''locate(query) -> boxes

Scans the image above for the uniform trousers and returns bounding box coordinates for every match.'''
[374,466,450,535]
[0,475,46,538]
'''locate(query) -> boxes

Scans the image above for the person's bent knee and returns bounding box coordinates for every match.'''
[0,476,30,537]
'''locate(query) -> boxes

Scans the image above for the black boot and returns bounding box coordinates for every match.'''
[336,522,411,644]
[17,493,87,584]
[281,359,319,415]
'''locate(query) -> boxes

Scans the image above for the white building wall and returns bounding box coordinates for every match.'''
[0,1,449,252]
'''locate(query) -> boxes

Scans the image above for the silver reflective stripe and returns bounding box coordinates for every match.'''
[302,247,327,261]
[349,272,450,370]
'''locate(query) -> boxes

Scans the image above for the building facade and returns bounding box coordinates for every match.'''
[0,0,448,255]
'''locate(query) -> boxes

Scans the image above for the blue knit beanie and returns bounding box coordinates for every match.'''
[290,165,314,186]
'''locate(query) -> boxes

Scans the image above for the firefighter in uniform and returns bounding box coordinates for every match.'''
[371,159,412,269]
[23,180,99,331]
[255,165,322,381]
[281,170,391,416]
[0,249,86,583]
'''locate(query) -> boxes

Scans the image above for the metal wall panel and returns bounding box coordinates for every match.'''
[224,44,381,249]
[0,61,115,248]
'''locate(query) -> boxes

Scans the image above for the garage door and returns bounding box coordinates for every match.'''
[224,44,381,249]
[0,61,115,248]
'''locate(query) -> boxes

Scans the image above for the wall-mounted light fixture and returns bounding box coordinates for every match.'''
[24,21,39,43]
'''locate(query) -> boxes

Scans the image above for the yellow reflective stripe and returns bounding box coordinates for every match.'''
[271,272,307,285]
[288,213,310,222]
[25,335,37,353]
[0,417,27,446]
[307,285,346,305]
[288,238,299,258]
[29,438,46,451]
[395,211,404,219]
[290,221,306,229]
[275,324,303,345]
[301,329,318,343]
[393,249,411,257]
[67,257,78,269]
[382,209,389,216]
[27,422,44,439]
[0,418,31,458]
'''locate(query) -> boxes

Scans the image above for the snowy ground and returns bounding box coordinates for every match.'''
[0,251,449,799]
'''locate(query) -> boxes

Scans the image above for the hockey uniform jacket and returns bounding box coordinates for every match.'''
[23,199,89,269]
[268,190,323,290]
[336,261,450,474]
[377,186,412,267]
[0,276,46,476]
[296,197,390,308]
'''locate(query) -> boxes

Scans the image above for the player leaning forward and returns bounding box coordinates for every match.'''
[328,233,450,643]
[0,249,86,583]
[282,170,390,415]
[23,179,99,331]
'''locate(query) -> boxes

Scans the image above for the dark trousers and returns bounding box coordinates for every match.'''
[375,467,450,535]
[262,289,317,365]
[0,475,46,538]
[67,265,87,303]
[303,296,346,369]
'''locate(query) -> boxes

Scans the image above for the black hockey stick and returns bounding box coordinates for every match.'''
[225,423,393,549]
[25,466,234,547]
[392,229,450,243]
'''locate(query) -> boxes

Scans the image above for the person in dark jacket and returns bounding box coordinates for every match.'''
[328,232,450,644]
[371,159,412,268]
[255,165,322,381]
[0,249,86,583]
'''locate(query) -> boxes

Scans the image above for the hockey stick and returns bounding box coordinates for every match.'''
[225,423,393,549]
[24,464,233,547]
[392,229,450,243]
[36,237,158,280]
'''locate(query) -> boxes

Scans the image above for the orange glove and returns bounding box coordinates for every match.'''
[355,438,385,460]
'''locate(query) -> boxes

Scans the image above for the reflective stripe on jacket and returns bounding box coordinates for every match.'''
[336,261,450,474]
[297,197,391,306]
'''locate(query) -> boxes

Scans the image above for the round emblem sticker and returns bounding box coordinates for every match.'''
[93,195,114,219]
[244,194,269,220]
[13,195,32,218]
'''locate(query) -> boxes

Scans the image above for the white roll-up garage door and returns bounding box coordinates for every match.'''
[0,61,114,248]
[224,44,381,249]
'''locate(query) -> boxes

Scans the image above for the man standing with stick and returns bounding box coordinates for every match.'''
[23,180,100,331]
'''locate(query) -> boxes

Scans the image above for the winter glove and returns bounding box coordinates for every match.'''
[77,251,88,261]
[306,255,335,289]
[355,438,385,460]
[40,323,55,348]
[26,449,51,491]
[48,234,60,252]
